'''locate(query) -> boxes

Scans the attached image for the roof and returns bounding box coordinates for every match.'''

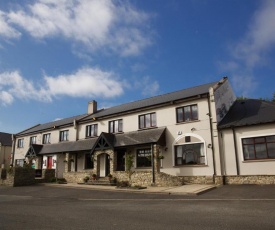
[17,80,218,136]
[218,99,275,129]
[17,114,87,136]
[80,81,218,121]
[25,127,166,156]
[0,132,12,146]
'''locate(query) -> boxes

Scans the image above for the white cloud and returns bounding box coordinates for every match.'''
[0,67,125,106]
[6,0,152,56]
[44,67,124,98]
[232,0,275,68]
[220,0,275,97]
[0,11,21,39]
[133,76,160,97]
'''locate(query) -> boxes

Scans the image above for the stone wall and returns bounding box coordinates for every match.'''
[0,168,14,186]
[42,169,56,182]
[63,170,94,183]
[156,172,183,186]
[224,175,275,185]
[182,176,215,185]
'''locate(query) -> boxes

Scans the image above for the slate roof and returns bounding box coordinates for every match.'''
[17,114,87,136]
[80,81,218,121]
[0,132,12,146]
[218,99,275,129]
[17,80,218,136]
[25,127,166,156]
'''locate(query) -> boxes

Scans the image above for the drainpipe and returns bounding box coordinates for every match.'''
[207,95,216,176]
[232,127,240,175]
[151,144,155,185]
[11,134,16,166]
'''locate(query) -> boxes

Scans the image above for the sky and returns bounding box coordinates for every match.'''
[1,0,275,134]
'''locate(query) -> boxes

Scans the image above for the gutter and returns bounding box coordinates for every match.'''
[207,94,216,176]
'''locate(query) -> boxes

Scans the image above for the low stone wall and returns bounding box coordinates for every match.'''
[0,168,14,186]
[42,169,56,182]
[225,175,275,185]
[114,171,152,186]
[156,172,183,186]
[63,170,94,183]
[181,176,214,185]
[13,167,35,186]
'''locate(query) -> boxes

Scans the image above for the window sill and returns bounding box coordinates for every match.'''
[135,167,152,169]
[243,159,275,163]
[176,120,200,125]
[173,164,207,168]
[138,126,158,131]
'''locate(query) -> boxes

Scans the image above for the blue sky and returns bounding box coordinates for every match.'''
[1,0,275,134]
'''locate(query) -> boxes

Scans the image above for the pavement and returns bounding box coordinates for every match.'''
[41,182,217,195]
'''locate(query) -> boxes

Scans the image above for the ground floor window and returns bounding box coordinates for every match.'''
[242,135,275,160]
[15,159,24,167]
[175,143,205,165]
[85,154,94,169]
[136,148,152,167]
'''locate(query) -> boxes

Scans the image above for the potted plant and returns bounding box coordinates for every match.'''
[91,173,97,180]
[107,173,113,181]
[158,155,165,160]
[83,176,89,183]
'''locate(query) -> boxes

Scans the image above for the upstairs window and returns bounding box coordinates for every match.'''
[109,119,123,133]
[42,133,51,144]
[17,139,24,148]
[30,136,36,145]
[176,104,198,123]
[60,130,69,142]
[86,124,98,137]
[136,148,152,167]
[242,135,275,160]
[139,112,156,129]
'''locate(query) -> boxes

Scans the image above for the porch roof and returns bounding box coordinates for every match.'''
[114,127,166,147]
[25,127,166,156]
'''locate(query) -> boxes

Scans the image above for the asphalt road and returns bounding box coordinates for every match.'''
[0,184,275,230]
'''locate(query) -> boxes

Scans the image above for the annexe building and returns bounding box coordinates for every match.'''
[0,132,12,169]
[17,77,273,186]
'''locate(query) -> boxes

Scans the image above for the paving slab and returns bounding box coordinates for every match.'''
[41,183,216,195]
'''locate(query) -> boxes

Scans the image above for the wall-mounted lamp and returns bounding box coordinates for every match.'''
[164,147,168,151]
[177,131,182,135]
[191,127,196,131]
[208,144,212,148]
[92,117,96,121]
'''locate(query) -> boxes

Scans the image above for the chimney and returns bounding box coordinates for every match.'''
[88,100,97,114]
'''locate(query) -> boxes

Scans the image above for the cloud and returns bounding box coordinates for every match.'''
[133,76,160,97]
[0,11,21,39]
[44,67,124,98]
[220,0,275,97]
[5,0,152,56]
[0,67,125,106]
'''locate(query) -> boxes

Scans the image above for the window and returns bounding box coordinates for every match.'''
[176,104,198,123]
[139,112,156,129]
[85,154,94,169]
[86,124,98,137]
[175,143,205,165]
[15,159,24,167]
[42,133,51,144]
[242,135,275,160]
[136,148,152,167]
[30,136,36,145]
[60,130,69,142]
[17,139,24,148]
[109,119,123,133]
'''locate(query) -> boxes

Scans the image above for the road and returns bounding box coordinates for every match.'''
[0,184,275,230]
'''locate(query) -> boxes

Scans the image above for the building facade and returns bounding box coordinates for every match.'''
[0,132,12,169]
[12,77,275,186]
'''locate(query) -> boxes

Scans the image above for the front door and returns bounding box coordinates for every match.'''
[105,155,110,176]
[117,149,126,171]
[47,156,53,169]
